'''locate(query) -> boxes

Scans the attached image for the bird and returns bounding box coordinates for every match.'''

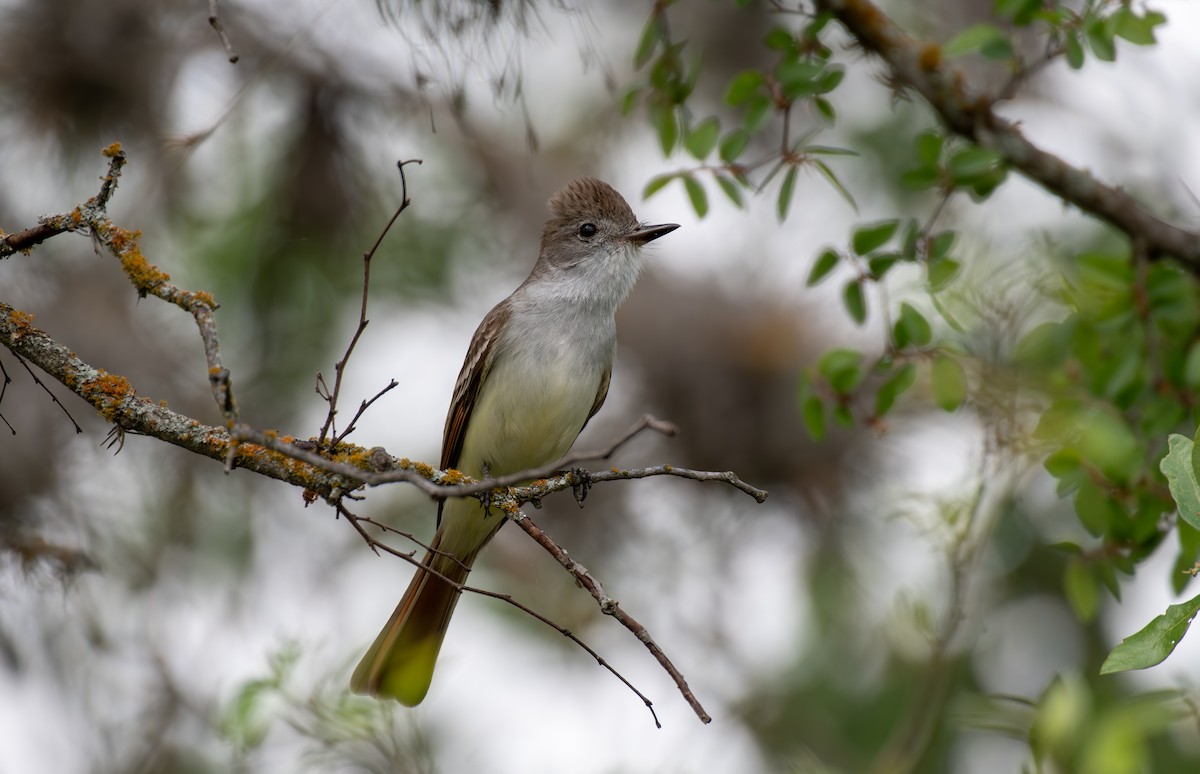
[350,177,679,705]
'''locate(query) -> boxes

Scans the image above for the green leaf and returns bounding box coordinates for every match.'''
[1064,558,1099,622]
[685,117,720,159]
[804,145,858,157]
[1111,7,1162,46]
[726,70,765,106]
[948,146,1005,184]
[643,173,675,200]
[929,230,956,260]
[802,394,826,441]
[897,302,933,347]
[776,60,824,99]
[943,24,1012,58]
[634,17,660,69]
[1086,17,1117,62]
[852,220,900,256]
[650,102,678,155]
[1074,478,1123,536]
[915,132,943,167]
[1065,32,1085,69]
[744,93,774,132]
[994,0,1041,26]
[813,96,836,124]
[620,86,641,117]
[682,175,708,218]
[764,26,795,53]
[929,256,962,290]
[875,362,917,416]
[869,252,902,280]
[812,159,858,211]
[843,280,867,325]
[817,65,845,94]
[807,249,839,287]
[716,175,744,208]
[818,348,865,394]
[931,353,967,411]
[1100,593,1200,674]
[777,166,798,222]
[719,129,750,162]
[1161,433,1200,530]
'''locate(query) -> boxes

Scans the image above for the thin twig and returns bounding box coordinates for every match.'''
[339,502,661,726]
[508,506,710,724]
[0,355,13,434]
[11,350,81,433]
[207,0,240,63]
[318,159,422,447]
[333,380,399,447]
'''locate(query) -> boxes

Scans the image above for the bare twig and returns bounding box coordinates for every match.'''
[338,502,661,726]
[0,355,13,434]
[333,379,399,448]
[11,349,81,433]
[508,505,710,724]
[318,159,423,447]
[207,0,240,63]
[814,0,1200,267]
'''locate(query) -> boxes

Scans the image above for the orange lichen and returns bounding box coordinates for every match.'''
[70,207,84,225]
[441,468,469,485]
[8,308,36,340]
[81,371,135,421]
[103,142,123,158]
[108,227,171,295]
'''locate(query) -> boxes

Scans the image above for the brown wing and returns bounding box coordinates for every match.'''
[440,301,510,471]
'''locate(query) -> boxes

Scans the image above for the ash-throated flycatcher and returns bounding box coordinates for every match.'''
[350,177,678,705]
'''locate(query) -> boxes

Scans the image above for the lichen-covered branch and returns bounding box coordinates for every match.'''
[814,0,1200,267]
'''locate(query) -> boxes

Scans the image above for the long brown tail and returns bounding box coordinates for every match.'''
[349,532,472,706]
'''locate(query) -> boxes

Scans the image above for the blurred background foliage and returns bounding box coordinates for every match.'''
[2,0,1200,772]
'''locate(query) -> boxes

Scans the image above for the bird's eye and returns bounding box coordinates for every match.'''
[578,223,598,239]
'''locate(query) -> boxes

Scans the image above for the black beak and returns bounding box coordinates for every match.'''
[628,223,680,245]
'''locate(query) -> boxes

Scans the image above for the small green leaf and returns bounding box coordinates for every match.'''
[1064,558,1099,622]
[719,129,750,162]
[777,166,798,222]
[813,96,836,124]
[898,302,933,347]
[620,86,641,117]
[816,65,845,94]
[1111,7,1161,46]
[716,175,744,208]
[818,348,865,393]
[804,145,859,157]
[948,146,1005,184]
[843,281,867,325]
[650,102,678,155]
[812,159,858,211]
[685,117,720,159]
[726,70,765,106]
[931,353,967,411]
[927,257,961,291]
[1184,341,1200,390]
[1086,18,1117,62]
[1065,32,1085,69]
[929,230,956,259]
[643,173,675,200]
[869,252,902,280]
[1100,593,1200,674]
[875,363,917,416]
[915,131,944,167]
[764,26,795,53]
[1162,433,1200,530]
[634,17,660,69]
[807,249,839,287]
[744,93,774,132]
[943,24,1011,58]
[852,220,900,255]
[682,175,709,218]
[802,394,826,440]
[776,60,824,99]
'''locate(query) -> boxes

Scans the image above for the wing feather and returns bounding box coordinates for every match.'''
[440,301,510,471]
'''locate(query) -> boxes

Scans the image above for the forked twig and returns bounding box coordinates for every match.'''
[317,159,423,447]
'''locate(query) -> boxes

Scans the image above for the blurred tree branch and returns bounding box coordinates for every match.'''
[815,0,1200,266]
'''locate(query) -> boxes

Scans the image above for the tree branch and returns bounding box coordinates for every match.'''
[814,0,1200,267]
